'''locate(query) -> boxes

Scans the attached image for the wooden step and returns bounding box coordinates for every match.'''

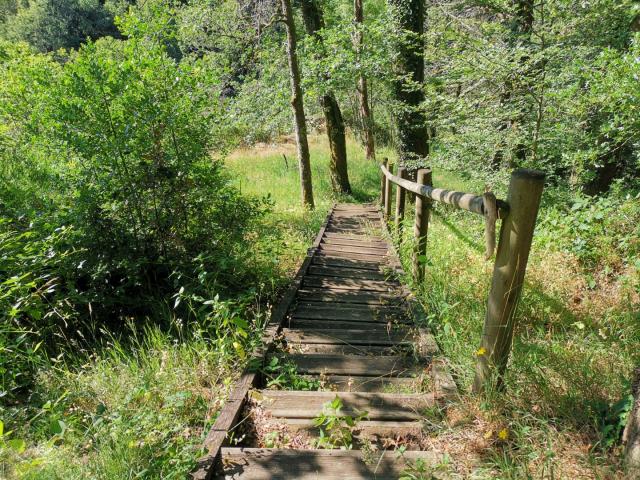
[319,244,389,256]
[297,289,402,306]
[283,329,413,346]
[307,265,390,281]
[319,374,426,393]
[290,304,408,323]
[287,344,407,355]
[288,354,422,377]
[312,255,386,270]
[321,240,388,251]
[323,231,385,242]
[320,237,388,249]
[316,251,388,263]
[216,448,444,479]
[257,390,435,420]
[302,277,399,292]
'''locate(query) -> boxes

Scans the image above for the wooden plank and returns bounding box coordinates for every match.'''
[287,344,407,355]
[217,448,444,480]
[286,319,405,331]
[297,289,402,305]
[312,256,384,270]
[323,231,385,242]
[258,390,435,420]
[316,250,388,262]
[319,374,423,393]
[290,305,408,324]
[283,328,411,346]
[319,245,389,256]
[321,237,388,249]
[322,234,387,245]
[289,354,421,377]
[307,265,389,281]
[302,276,399,292]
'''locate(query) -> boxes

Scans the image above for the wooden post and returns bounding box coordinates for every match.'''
[395,167,407,230]
[384,163,393,219]
[380,158,388,206]
[473,169,545,394]
[412,168,432,283]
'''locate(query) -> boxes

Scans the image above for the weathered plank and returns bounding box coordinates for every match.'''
[296,288,402,305]
[312,255,385,270]
[216,448,444,480]
[320,237,388,248]
[302,276,399,292]
[319,374,423,393]
[288,354,421,377]
[307,265,389,281]
[258,390,435,420]
[319,244,389,256]
[283,328,412,345]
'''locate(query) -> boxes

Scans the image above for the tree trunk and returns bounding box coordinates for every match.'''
[388,0,429,173]
[354,0,375,161]
[281,0,314,208]
[624,367,640,475]
[300,0,351,194]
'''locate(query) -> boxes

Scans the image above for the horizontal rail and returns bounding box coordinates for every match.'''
[380,164,509,219]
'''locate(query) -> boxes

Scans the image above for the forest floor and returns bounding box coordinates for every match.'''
[3,136,638,479]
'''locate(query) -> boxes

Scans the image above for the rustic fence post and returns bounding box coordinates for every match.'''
[380,158,388,206]
[473,169,545,393]
[412,168,432,283]
[395,167,407,231]
[384,162,393,219]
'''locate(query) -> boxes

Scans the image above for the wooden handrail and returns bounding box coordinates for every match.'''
[380,159,545,394]
[379,164,509,219]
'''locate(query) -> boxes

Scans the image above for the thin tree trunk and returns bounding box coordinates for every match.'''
[300,0,351,194]
[354,0,375,161]
[388,0,429,174]
[281,0,314,208]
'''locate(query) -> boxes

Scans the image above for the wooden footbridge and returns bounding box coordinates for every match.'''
[194,165,545,479]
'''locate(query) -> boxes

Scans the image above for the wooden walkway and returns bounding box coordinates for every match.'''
[200,204,456,480]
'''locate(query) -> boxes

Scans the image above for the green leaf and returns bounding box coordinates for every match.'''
[7,438,26,454]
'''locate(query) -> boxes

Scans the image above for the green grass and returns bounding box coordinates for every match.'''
[391,173,639,478]
[3,135,637,479]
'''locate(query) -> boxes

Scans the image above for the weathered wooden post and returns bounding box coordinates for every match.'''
[473,169,545,393]
[412,168,432,283]
[384,163,393,219]
[380,158,388,206]
[395,167,407,230]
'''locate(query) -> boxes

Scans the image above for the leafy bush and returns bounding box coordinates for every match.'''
[0,0,134,52]
[0,28,272,402]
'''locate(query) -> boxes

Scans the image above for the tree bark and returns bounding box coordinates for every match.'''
[388,0,429,173]
[300,0,351,194]
[624,367,640,475]
[281,0,314,208]
[354,0,375,161]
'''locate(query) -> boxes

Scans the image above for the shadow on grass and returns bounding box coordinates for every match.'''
[431,211,627,438]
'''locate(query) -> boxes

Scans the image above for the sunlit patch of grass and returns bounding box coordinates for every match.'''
[225,135,384,275]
